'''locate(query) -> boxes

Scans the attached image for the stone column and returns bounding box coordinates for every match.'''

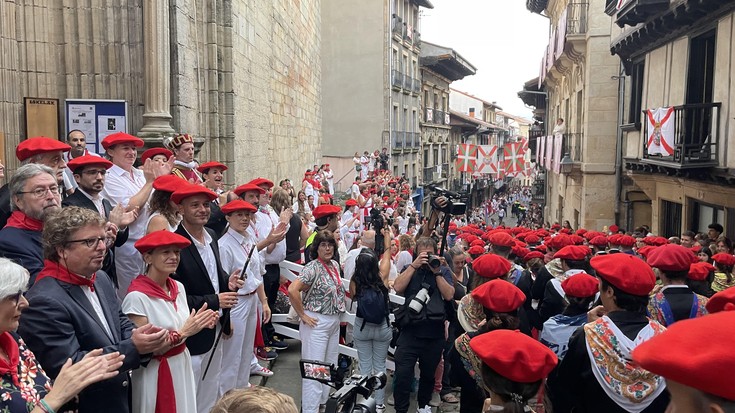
[138,0,175,141]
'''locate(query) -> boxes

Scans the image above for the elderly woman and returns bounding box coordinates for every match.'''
[123,230,218,413]
[0,258,124,412]
[288,230,346,413]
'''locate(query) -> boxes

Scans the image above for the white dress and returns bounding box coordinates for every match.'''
[122,281,197,413]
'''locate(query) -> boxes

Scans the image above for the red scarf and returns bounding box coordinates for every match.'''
[4,211,43,231]
[153,344,187,413]
[127,275,180,311]
[0,332,20,386]
[36,260,97,291]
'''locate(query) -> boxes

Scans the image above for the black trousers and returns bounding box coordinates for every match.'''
[393,332,444,413]
[261,264,281,343]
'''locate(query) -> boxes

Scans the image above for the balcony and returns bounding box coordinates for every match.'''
[405,132,414,148]
[605,0,668,28]
[566,2,588,35]
[411,77,421,94]
[640,103,721,169]
[392,14,403,37]
[392,130,404,150]
[402,74,412,93]
[562,133,583,163]
[435,110,446,125]
[412,132,421,148]
[391,70,403,91]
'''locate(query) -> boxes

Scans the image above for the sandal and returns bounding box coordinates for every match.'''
[441,393,460,404]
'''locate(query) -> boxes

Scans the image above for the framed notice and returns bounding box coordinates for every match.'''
[65,99,127,154]
[24,98,60,140]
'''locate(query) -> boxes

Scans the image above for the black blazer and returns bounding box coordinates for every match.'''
[18,270,141,413]
[0,227,44,285]
[172,224,232,355]
[63,191,129,287]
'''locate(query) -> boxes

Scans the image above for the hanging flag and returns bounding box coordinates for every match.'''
[523,160,533,177]
[545,135,554,170]
[553,134,563,174]
[476,145,498,175]
[519,137,529,154]
[537,135,546,166]
[456,144,477,172]
[646,107,675,156]
[503,142,525,174]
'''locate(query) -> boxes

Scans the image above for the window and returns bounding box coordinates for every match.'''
[691,200,724,234]
[661,200,683,238]
[628,60,644,126]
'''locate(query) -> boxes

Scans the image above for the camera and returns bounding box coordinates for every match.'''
[300,359,387,413]
[426,254,442,269]
[368,208,393,256]
[426,183,467,215]
[408,284,431,314]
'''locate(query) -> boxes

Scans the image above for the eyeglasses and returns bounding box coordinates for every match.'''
[6,291,23,309]
[81,169,107,177]
[66,236,113,249]
[318,242,335,249]
[17,186,60,198]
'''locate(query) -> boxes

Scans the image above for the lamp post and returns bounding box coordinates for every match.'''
[560,153,574,175]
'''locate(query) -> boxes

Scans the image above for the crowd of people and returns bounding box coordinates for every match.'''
[0,132,733,413]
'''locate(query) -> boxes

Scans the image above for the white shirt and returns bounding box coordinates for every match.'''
[219,228,264,294]
[351,183,360,200]
[262,205,287,265]
[184,226,220,294]
[77,187,106,217]
[102,164,149,241]
[82,285,113,339]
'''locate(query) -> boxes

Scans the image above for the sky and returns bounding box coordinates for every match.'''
[420,0,550,119]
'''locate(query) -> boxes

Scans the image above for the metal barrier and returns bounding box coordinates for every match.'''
[272,260,406,370]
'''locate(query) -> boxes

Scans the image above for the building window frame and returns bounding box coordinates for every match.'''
[626,59,645,129]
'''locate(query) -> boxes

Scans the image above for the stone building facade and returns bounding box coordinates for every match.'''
[0,0,321,187]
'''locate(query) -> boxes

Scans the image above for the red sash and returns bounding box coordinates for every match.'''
[36,260,96,291]
[153,343,187,413]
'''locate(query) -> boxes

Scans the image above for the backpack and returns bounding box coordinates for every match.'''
[356,286,389,331]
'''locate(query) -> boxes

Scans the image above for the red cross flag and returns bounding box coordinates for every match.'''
[476,145,498,175]
[503,142,525,174]
[646,107,675,156]
[456,144,477,172]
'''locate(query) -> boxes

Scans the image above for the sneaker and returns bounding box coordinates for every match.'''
[256,347,278,361]
[417,405,432,413]
[429,392,441,407]
[376,404,386,413]
[250,365,274,377]
[269,336,289,351]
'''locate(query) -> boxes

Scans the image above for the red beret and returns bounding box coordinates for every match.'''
[470,330,557,383]
[465,234,479,244]
[248,178,274,189]
[233,183,265,197]
[345,199,358,207]
[134,230,191,254]
[66,154,113,172]
[551,223,561,230]
[472,254,511,279]
[712,253,735,267]
[524,251,544,262]
[101,132,144,150]
[654,236,669,246]
[590,254,655,296]
[512,247,531,260]
[636,245,657,258]
[153,175,187,193]
[576,228,587,236]
[589,236,608,247]
[584,231,604,241]
[467,246,485,256]
[536,229,549,237]
[560,228,572,235]
[608,234,622,245]
[647,244,695,272]
[470,239,485,248]
[561,272,599,297]
[546,234,572,250]
[617,235,636,247]
[141,147,173,164]
[171,184,217,204]
[609,224,619,233]
[197,161,227,174]
[524,234,540,244]
[554,245,590,261]
[16,137,71,161]
[569,235,585,245]
[535,244,547,254]
[632,311,735,401]
[688,261,715,281]
[312,204,342,220]
[706,288,735,313]
[221,199,257,214]
[488,232,515,248]
[471,279,526,313]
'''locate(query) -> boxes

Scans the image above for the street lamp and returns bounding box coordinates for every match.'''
[560,153,573,174]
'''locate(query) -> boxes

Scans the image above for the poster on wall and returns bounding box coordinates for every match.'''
[24,98,60,140]
[65,100,127,154]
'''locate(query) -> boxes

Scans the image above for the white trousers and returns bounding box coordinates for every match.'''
[300,311,341,413]
[191,330,223,413]
[220,294,259,394]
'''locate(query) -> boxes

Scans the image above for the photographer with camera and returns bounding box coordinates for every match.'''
[392,237,455,413]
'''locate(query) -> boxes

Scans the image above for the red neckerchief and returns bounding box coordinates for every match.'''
[36,260,97,291]
[127,275,180,310]
[0,332,20,386]
[4,211,43,231]
[153,343,187,413]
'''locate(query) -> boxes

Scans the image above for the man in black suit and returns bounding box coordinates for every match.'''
[170,184,242,413]
[18,206,169,413]
[62,155,138,288]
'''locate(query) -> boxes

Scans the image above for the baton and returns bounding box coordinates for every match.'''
[202,244,256,380]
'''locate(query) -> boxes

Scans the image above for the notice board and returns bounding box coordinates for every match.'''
[65,99,128,154]
[24,98,60,139]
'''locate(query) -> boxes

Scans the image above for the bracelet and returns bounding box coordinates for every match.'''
[39,399,56,413]
[410,264,418,270]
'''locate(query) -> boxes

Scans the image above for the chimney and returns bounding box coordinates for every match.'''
[469,107,475,118]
